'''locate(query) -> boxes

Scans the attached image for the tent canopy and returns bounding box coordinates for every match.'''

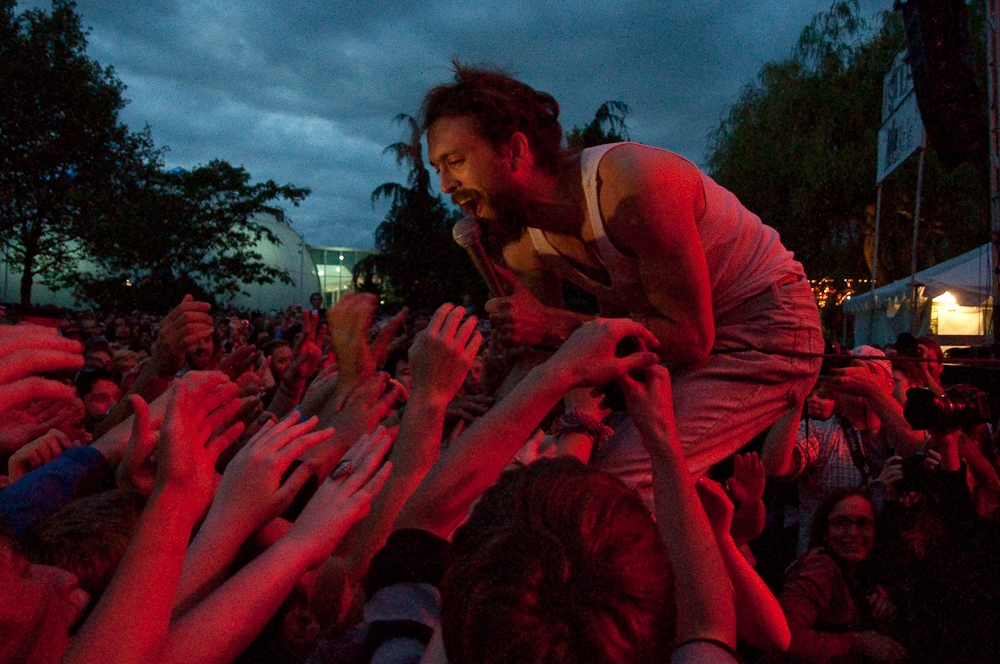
[843,243,994,314]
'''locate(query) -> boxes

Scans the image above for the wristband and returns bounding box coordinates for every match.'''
[551,408,613,455]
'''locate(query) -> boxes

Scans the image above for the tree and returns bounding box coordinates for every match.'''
[0,0,139,305]
[706,0,988,297]
[353,115,485,310]
[70,158,309,313]
[566,101,631,151]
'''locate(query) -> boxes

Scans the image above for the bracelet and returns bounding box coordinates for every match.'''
[551,408,613,456]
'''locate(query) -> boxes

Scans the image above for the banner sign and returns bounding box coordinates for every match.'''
[878,51,925,183]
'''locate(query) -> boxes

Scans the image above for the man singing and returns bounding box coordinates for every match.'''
[423,64,821,493]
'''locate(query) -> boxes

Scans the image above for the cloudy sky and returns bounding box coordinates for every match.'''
[19,0,890,249]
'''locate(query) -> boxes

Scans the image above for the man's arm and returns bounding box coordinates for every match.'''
[599,146,715,368]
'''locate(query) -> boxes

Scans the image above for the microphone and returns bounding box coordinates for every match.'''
[453,217,507,298]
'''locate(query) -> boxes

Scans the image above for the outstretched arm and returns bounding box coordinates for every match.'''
[619,365,736,652]
[395,318,660,539]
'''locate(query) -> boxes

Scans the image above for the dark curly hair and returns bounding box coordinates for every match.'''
[421,62,564,174]
[441,457,674,664]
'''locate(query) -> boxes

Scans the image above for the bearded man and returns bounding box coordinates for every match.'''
[423,64,821,492]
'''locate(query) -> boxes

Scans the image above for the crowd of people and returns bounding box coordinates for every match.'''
[4,63,1000,664]
[1,293,998,664]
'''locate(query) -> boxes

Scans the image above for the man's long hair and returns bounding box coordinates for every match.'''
[441,457,675,664]
[421,62,564,175]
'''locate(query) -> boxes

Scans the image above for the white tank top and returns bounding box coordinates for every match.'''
[527,142,803,320]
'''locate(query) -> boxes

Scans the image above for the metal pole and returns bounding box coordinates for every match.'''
[872,183,883,294]
[987,0,1000,344]
[910,146,926,335]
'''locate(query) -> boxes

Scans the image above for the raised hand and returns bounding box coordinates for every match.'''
[116,395,159,498]
[728,452,766,506]
[214,345,260,381]
[548,317,660,389]
[695,477,736,538]
[284,428,394,566]
[234,357,270,399]
[408,303,482,406]
[326,294,406,387]
[0,324,83,416]
[154,372,244,513]
[0,398,85,457]
[149,295,214,377]
[316,372,406,450]
[8,428,86,481]
[485,263,553,345]
[445,394,493,423]
[209,413,331,538]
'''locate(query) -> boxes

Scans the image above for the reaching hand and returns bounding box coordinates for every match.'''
[548,317,660,389]
[286,313,323,387]
[827,361,884,399]
[214,345,260,381]
[408,303,482,406]
[485,263,552,345]
[0,325,83,417]
[149,295,214,376]
[564,385,611,423]
[209,412,331,538]
[284,428,394,566]
[116,395,160,498]
[694,477,735,539]
[154,372,244,513]
[326,294,406,387]
[315,372,406,451]
[728,452,766,506]
[0,398,85,457]
[618,363,678,453]
[8,428,86,481]
[445,394,493,423]
[867,586,898,623]
[235,357,270,398]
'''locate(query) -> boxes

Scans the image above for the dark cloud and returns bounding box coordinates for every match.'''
[16,0,890,248]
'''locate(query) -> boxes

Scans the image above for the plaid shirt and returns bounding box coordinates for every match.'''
[789,417,886,556]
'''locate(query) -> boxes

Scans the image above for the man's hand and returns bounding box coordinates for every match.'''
[284,428,394,566]
[313,373,406,466]
[0,325,83,416]
[694,478,735,539]
[0,399,84,457]
[116,395,159,498]
[618,362,677,453]
[210,413,330,539]
[445,394,493,423]
[213,345,260,381]
[827,361,884,399]
[326,294,406,387]
[408,303,482,406]
[8,428,85,481]
[728,452,766,506]
[154,372,244,514]
[149,295,214,376]
[548,317,659,389]
[485,263,554,346]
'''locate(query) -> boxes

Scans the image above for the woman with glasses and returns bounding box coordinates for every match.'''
[777,488,906,663]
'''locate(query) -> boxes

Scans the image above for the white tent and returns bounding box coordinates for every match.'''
[843,243,994,347]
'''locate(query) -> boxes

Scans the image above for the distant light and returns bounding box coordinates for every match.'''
[380,300,385,305]
[317,270,324,276]
[125,279,132,287]
[339,255,345,261]
[335,266,341,273]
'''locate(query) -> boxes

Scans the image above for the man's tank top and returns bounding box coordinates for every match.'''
[527,142,804,320]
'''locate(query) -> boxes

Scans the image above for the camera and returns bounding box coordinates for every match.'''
[903,384,989,430]
[819,340,851,376]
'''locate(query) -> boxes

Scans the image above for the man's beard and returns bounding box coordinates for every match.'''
[475,188,529,258]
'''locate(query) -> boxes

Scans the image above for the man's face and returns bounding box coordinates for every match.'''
[806,382,836,421]
[84,350,112,371]
[0,539,89,664]
[427,116,526,246]
[185,336,214,370]
[83,379,120,419]
[310,294,323,309]
[270,346,293,382]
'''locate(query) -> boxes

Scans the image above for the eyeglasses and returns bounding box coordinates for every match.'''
[829,516,875,531]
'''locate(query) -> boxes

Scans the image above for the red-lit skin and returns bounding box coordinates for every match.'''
[185,336,214,371]
[426,116,714,369]
[0,539,89,664]
[805,383,836,421]
[393,358,413,393]
[824,495,876,565]
[83,378,121,419]
[84,349,113,370]
[269,345,293,385]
